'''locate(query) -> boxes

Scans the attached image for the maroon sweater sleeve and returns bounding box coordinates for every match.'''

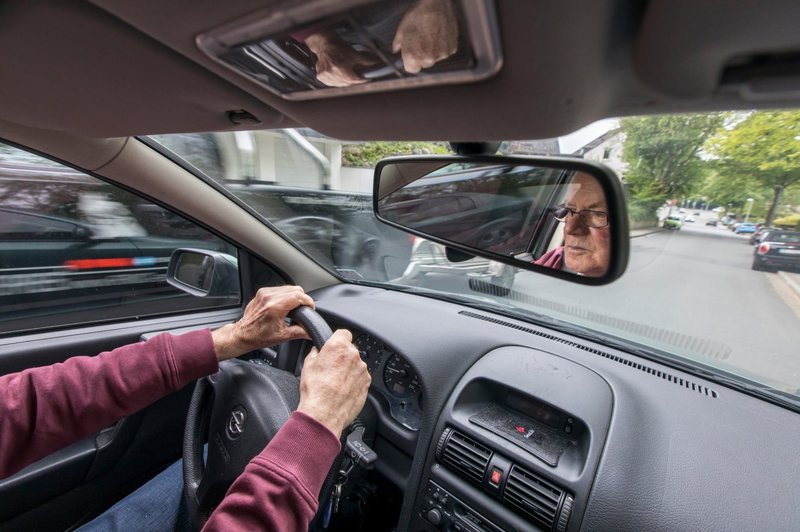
[0,329,218,478]
[203,411,341,532]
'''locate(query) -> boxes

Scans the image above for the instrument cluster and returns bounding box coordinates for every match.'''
[354,331,423,431]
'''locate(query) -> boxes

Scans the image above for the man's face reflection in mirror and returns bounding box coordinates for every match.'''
[537,172,610,277]
[562,173,610,277]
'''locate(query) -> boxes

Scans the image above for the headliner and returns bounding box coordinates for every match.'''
[1,0,799,140]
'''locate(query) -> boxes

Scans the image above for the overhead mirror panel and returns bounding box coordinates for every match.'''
[374,157,629,284]
[197,0,501,100]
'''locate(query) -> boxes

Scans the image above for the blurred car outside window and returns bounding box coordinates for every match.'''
[0,143,239,335]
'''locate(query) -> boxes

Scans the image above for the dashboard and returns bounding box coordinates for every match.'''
[300,283,800,532]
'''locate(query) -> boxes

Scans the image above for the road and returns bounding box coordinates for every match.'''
[511,216,800,393]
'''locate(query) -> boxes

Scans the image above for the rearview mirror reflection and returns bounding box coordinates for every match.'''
[374,157,629,284]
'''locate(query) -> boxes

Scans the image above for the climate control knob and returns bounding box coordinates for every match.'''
[426,508,442,526]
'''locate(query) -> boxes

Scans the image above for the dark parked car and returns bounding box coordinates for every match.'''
[752,230,800,272]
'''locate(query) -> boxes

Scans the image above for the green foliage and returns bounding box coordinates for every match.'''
[705,110,800,225]
[621,113,725,204]
[627,197,661,227]
[341,141,450,167]
[773,213,800,230]
[699,168,759,207]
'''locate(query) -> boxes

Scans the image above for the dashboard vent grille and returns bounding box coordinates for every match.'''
[459,311,718,398]
[504,464,564,530]
[437,428,492,486]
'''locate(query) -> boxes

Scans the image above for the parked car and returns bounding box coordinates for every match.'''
[705,219,719,226]
[752,230,800,272]
[393,236,516,296]
[663,213,683,229]
[734,222,758,234]
[2,3,800,532]
[749,226,776,245]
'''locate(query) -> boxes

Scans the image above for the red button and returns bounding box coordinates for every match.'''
[490,468,502,485]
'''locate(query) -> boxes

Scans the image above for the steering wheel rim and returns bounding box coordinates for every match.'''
[183,305,332,527]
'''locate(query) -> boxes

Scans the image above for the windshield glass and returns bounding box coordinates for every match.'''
[148,111,800,399]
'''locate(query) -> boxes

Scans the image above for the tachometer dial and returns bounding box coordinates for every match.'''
[383,354,420,398]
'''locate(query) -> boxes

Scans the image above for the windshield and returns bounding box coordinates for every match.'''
[149,111,800,399]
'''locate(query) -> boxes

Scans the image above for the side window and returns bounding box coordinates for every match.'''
[0,143,240,335]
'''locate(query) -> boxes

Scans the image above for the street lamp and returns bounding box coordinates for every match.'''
[744,198,754,223]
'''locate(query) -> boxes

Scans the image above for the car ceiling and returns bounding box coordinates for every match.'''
[2,0,800,141]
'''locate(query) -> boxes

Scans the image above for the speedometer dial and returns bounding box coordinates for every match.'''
[383,354,421,398]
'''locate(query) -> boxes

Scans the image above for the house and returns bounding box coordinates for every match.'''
[572,128,627,181]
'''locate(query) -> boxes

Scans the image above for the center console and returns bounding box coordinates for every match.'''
[412,346,613,531]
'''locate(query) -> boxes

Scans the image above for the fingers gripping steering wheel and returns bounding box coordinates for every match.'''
[182,306,332,527]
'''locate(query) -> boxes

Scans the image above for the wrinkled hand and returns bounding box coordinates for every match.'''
[305,30,376,87]
[212,286,314,361]
[297,329,371,437]
[392,0,459,74]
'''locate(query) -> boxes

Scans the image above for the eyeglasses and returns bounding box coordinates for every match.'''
[553,205,609,228]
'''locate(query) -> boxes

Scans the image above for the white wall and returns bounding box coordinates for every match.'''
[339,167,374,192]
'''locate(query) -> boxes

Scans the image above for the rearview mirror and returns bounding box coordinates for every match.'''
[166,248,240,298]
[374,156,629,285]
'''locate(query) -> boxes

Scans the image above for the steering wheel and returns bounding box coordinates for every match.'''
[183,306,332,527]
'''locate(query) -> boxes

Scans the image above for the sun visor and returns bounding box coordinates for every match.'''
[196,0,502,100]
[634,0,800,101]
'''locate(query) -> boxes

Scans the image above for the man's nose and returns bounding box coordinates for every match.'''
[564,212,589,234]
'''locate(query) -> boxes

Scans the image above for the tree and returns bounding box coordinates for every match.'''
[621,114,725,212]
[705,110,800,225]
[341,141,449,167]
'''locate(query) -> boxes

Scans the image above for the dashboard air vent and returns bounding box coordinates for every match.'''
[436,428,492,486]
[504,464,566,530]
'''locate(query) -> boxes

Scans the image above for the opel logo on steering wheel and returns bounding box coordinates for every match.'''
[227,406,247,439]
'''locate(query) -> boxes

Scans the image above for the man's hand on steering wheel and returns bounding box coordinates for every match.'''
[208,285,370,437]
[299,330,371,437]
[211,285,315,361]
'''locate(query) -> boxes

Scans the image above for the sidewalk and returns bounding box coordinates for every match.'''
[778,271,800,298]
[630,227,665,238]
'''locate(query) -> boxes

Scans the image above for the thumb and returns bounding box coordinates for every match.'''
[392,34,401,54]
[285,324,311,342]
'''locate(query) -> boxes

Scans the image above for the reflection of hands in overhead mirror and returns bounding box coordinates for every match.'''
[302,0,459,87]
[304,30,376,87]
[392,0,459,73]
[535,173,611,277]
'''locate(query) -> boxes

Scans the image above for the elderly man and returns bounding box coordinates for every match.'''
[535,172,611,277]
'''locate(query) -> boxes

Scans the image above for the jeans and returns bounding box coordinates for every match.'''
[76,459,193,532]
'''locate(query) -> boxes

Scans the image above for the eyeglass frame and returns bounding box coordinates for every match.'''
[552,205,610,228]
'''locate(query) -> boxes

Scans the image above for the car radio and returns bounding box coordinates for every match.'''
[420,480,503,532]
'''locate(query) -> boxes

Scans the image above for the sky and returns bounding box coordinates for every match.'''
[557,118,619,154]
